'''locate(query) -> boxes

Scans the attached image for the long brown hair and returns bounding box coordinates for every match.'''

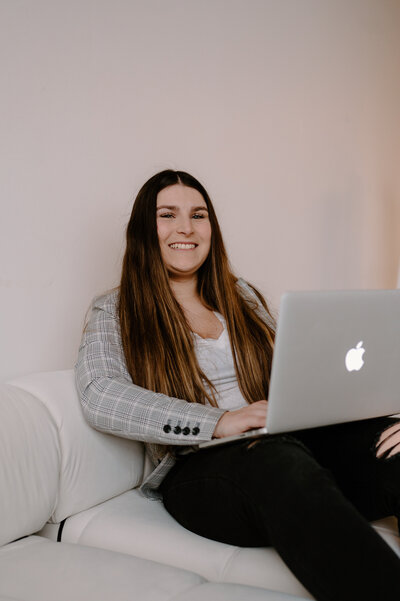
[119,169,275,409]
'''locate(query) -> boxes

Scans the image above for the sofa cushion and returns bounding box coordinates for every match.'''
[8,370,145,523]
[49,489,312,598]
[0,536,204,601]
[47,489,400,599]
[173,583,310,601]
[0,386,59,546]
[0,536,308,601]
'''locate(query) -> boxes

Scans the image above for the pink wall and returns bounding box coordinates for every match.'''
[1,0,399,382]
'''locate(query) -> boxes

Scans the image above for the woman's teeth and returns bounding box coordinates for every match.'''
[169,243,197,249]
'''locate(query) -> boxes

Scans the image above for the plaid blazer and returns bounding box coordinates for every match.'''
[75,278,273,499]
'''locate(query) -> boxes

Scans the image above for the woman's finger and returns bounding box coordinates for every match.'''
[375,422,400,458]
[387,442,400,458]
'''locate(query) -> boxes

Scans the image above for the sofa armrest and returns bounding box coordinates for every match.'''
[7,370,145,523]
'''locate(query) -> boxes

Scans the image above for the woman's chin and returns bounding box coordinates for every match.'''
[167,266,200,280]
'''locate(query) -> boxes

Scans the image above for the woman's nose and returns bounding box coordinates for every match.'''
[176,216,193,235]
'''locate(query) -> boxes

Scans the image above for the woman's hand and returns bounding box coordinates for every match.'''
[375,421,400,459]
[213,400,268,439]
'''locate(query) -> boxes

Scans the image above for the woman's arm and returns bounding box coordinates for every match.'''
[75,292,226,446]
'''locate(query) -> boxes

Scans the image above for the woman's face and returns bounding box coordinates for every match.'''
[156,184,212,279]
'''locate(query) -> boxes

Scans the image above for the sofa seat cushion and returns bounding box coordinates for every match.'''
[372,516,400,555]
[40,490,400,599]
[41,489,312,598]
[0,535,203,601]
[174,583,310,601]
[0,536,309,601]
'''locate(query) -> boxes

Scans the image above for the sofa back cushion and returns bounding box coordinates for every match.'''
[7,370,145,523]
[0,385,59,545]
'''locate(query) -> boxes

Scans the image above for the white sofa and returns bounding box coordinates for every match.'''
[1,370,399,601]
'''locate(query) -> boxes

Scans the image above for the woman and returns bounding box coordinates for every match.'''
[76,169,400,600]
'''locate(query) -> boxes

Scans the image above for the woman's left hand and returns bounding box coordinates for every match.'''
[375,421,400,459]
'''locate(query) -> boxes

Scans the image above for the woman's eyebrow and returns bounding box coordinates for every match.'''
[156,205,208,212]
[192,206,208,212]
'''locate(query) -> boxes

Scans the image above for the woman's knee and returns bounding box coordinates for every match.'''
[243,435,335,500]
[245,434,314,470]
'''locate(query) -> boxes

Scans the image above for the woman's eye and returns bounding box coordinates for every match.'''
[158,212,207,219]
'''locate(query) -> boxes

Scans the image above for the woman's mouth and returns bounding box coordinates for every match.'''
[168,243,198,250]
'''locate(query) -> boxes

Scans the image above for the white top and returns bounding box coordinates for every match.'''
[193,313,249,411]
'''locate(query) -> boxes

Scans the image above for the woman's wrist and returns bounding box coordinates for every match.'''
[212,412,227,439]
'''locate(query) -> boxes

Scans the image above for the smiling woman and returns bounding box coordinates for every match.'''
[75,169,400,601]
[116,169,274,414]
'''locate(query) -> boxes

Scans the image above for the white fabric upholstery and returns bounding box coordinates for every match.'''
[372,516,400,556]
[45,489,400,598]
[0,385,59,546]
[3,369,399,601]
[8,370,145,523]
[0,536,306,601]
[52,489,311,598]
[0,536,203,601]
[173,584,309,601]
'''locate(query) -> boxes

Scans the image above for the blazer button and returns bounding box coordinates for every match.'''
[163,425,171,433]
[192,427,200,436]
[182,427,190,435]
[173,425,182,434]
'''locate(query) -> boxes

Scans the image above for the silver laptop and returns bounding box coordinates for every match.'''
[195,289,400,451]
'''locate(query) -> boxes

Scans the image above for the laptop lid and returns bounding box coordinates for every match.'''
[266,289,400,434]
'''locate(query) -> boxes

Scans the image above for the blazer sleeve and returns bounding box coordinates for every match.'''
[75,292,226,446]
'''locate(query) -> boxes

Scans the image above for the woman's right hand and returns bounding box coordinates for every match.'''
[213,400,268,439]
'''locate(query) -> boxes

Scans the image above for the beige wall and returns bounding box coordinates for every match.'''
[1,0,399,382]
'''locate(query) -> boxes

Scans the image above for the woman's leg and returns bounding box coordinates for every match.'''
[160,429,400,601]
[293,416,400,523]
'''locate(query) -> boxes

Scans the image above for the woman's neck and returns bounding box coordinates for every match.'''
[169,274,199,306]
[168,273,222,338]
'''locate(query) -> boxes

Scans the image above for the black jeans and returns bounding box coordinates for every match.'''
[160,417,400,601]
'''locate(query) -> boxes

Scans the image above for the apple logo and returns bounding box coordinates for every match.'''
[345,341,365,372]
